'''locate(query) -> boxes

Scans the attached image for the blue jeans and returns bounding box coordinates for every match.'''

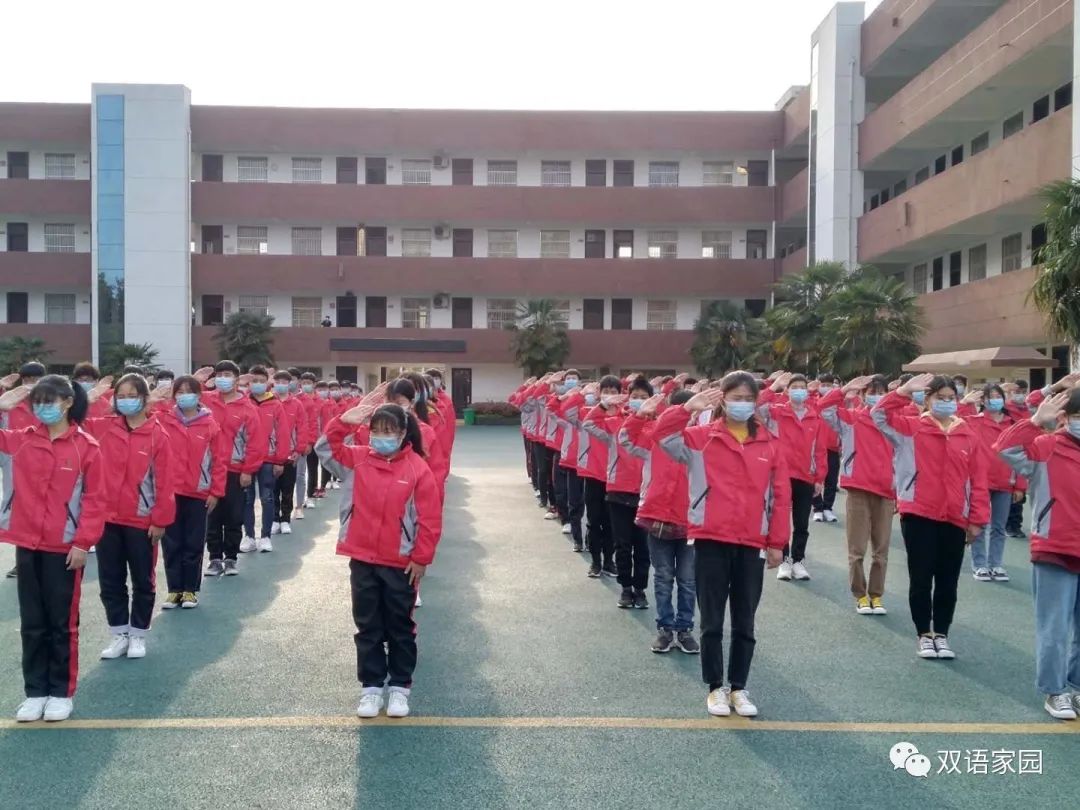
[1032,562,1080,695]
[243,463,278,539]
[970,490,1012,570]
[647,535,696,631]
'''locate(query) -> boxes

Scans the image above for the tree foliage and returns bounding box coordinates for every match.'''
[691,301,771,377]
[102,342,160,376]
[0,337,52,374]
[1032,178,1080,368]
[508,299,570,377]
[215,312,275,369]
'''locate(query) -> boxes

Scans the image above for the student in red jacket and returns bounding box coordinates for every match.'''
[872,373,989,661]
[811,372,842,523]
[73,362,114,419]
[402,372,448,495]
[159,376,228,610]
[579,376,617,578]
[293,371,320,514]
[656,372,791,718]
[819,375,896,615]
[84,373,175,661]
[1,362,46,580]
[426,368,457,457]
[553,372,587,550]
[0,376,105,722]
[995,388,1080,720]
[624,389,698,655]
[326,403,442,720]
[271,369,307,535]
[759,372,828,582]
[242,366,290,553]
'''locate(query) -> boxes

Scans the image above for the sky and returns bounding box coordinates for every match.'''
[3,0,884,111]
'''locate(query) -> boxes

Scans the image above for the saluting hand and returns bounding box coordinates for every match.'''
[0,373,20,390]
[0,384,32,412]
[1033,390,1070,428]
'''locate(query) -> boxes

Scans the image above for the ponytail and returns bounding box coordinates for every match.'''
[402,372,432,424]
[31,374,88,424]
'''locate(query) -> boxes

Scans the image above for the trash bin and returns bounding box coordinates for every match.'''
[463,408,476,425]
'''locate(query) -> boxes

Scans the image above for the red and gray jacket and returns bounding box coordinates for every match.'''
[555,391,585,471]
[204,391,266,475]
[324,416,443,568]
[655,406,791,550]
[995,419,1080,557]
[84,415,176,530]
[968,412,1027,494]
[159,407,228,501]
[871,391,990,529]
[251,394,292,466]
[279,396,311,456]
[432,391,457,453]
[620,413,688,528]
[758,389,828,485]
[0,423,107,552]
[582,405,643,495]
[818,388,896,500]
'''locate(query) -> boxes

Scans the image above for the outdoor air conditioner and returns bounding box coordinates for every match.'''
[433,293,451,309]
[434,224,451,239]
[433,154,450,169]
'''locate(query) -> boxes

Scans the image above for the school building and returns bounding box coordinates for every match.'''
[0,0,1075,411]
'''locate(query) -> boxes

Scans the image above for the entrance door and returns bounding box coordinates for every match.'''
[6,152,29,179]
[451,368,472,416]
[5,292,29,323]
[365,296,387,328]
[201,225,223,254]
[202,154,223,182]
[452,297,473,328]
[336,295,358,327]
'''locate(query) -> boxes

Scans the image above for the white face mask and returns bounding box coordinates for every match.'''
[1068,419,1080,440]
[600,395,618,408]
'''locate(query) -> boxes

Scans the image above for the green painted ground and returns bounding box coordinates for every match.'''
[0,426,1076,809]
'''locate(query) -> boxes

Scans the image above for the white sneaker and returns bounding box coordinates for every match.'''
[257,536,273,553]
[101,634,129,659]
[330,480,341,490]
[706,688,731,716]
[823,509,838,523]
[933,635,955,660]
[792,561,811,581]
[561,524,571,535]
[126,636,146,659]
[239,536,257,553]
[415,592,423,608]
[303,499,315,509]
[729,688,758,717]
[1045,693,1078,720]
[811,511,824,523]
[386,690,410,718]
[43,697,73,722]
[917,635,938,659]
[356,691,384,718]
[543,511,559,521]
[776,558,793,581]
[972,567,992,581]
[280,522,292,535]
[15,697,48,722]
[990,566,1010,582]
[293,509,305,521]
[271,522,282,535]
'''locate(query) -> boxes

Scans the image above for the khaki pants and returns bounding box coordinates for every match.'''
[845,488,894,598]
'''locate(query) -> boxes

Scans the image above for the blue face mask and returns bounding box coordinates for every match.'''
[250,383,268,396]
[912,391,926,406]
[628,399,644,412]
[818,386,833,394]
[214,376,235,393]
[289,381,299,393]
[273,383,290,397]
[302,384,314,394]
[176,393,200,410]
[726,401,756,422]
[789,388,809,405]
[1069,420,1080,440]
[955,384,967,396]
[33,403,64,426]
[584,393,597,407]
[986,397,1005,412]
[116,397,143,416]
[564,378,579,389]
[370,436,401,456]
[931,399,957,418]
[77,380,95,392]
[317,390,329,399]
[865,394,882,406]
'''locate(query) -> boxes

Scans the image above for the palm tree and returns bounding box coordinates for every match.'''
[216,311,275,368]
[765,261,847,374]
[819,269,925,377]
[102,342,160,376]
[508,299,570,377]
[691,301,770,376]
[1032,178,1080,370]
[0,336,52,374]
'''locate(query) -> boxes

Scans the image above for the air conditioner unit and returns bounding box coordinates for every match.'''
[433,293,451,309]
[433,154,450,169]
[434,224,451,239]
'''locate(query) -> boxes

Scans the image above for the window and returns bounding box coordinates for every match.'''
[452,158,473,186]
[44,223,75,253]
[584,229,605,259]
[291,296,322,327]
[239,295,269,317]
[747,160,769,187]
[401,297,432,329]
[203,154,224,182]
[540,230,571,259]
[1031,223,1047,259]
[486,298,518,329]
[487,229,518,258]
[487,160,517,186]
[1003,112,1024,139]
[613,160,634,187]
[646,300,677,331]
[934,155,946,174]
[291,157,322,183]
[613,230,634,258]
[585,159,606,187]
[6,292,29,323]
[336,157,357,184]
[541,161,571,187]
[550,299,570,325]
[365,157,387,185]
[402,159,432,185]
[745,299,767,318]
[949,251,962,287]
[971,131,990,155]
[402,228,432,257]
[452,228,473,258]
[968,244,987,282]
[703,161,735,186]
[1055,82,1072,111]
[648,161,679,187]
[880,188,891,204]
[238,156,269,182]
[336,227,358,256]
[583,298,604,330]
[932,257,944,291]
[746,229,768,260]
[6,222,28,252]
[702,230,732,259]
[611,298,632,329]
[44,153,76,179]
[869,194,879,210]
[201,295,224,326]
[647,230,678,259]
[44,293,76,324]
[236,226,269,255]
[914,167,929,185]
[1032,95,1050,123]
[363,226,387,257]
[291,227,322,256]
[7,151,28,179]
[893,179,907,197]
[951,145,964,166]
[452,297,473,329]
[912,263,927,294]
[1002,233,1023,273]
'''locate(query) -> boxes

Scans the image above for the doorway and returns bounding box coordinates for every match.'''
[451,368,472,416]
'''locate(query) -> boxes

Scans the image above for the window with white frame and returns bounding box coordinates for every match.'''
[238,295,269,317]
[967,244,987,282]
[44,153,76,179]
[550,299,571,325]
[487,160,518,186]
[402,159,432,185]
[402,228,432,257]
[291,227,322,256]
[701,230,733,259]
[291,157,322,183]
[486,298,518,329]
[703,161,735,186]
[1002,233,1023,273]
[647,230,678,259]
[236,226,269,255]
[540,230,571,258]
[402,297,432,328]
[646,299,677,330]
[237,157,269,182]
[44,293,76,324]
[648,161,679,187]
[291,296,323,327]
[541,160,572,187]
[44,223,76,253]
[487,229,518,258]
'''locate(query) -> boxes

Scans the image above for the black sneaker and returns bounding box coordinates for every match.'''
[602,561,618,578]
[587,564,602,578]
[676,631,700,654]
[617,588,635,609]
[205,559,225,577]
[223,559,239,576]
[572,541,584,553]
[651,628,675,653]
[5,565,16,578]
[633,589,649,610]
